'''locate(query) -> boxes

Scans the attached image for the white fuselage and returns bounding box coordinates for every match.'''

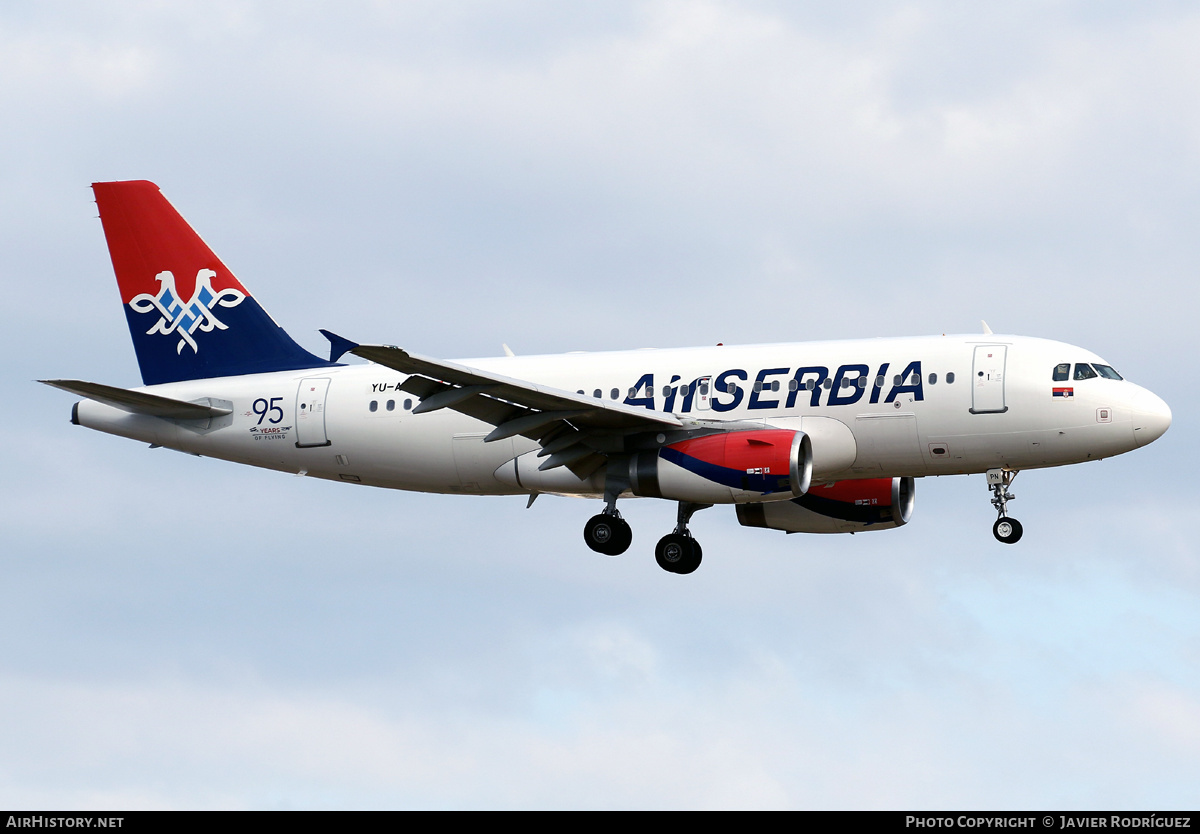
[73,334,1170,499]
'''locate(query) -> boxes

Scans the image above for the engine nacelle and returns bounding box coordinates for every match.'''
[735,476,915,533]
[630,429,812,504]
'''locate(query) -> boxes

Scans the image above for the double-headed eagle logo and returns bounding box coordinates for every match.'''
[128,269,245,354]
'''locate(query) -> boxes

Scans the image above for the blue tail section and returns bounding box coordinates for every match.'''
[94,180,336,385]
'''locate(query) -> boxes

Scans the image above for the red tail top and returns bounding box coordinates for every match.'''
[92,180,250,304]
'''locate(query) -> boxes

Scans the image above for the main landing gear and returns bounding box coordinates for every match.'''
[583,509,632,556]
[655,501,711,575]
[583,485,633,556]
[987,468,1023,545]
[581,500,712,573]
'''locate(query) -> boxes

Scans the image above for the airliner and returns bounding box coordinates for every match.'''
[43,181,1172,574]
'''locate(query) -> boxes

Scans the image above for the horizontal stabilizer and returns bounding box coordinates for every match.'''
[40,379,232,420]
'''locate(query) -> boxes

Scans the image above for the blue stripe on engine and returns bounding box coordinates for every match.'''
[792,493,892,524]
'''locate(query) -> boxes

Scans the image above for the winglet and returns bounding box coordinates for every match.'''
[981,320,994,335]
[319,329,359,363]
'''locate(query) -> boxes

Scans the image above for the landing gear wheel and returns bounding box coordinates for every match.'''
[611,517,632,554]
[584,513,632,555]
[993,517,1023,544]
[655,533,702,574]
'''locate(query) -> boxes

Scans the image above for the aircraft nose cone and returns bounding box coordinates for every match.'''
[1131,388,1172,447]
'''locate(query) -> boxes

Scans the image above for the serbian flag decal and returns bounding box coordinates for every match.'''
[1053,387,1074,399]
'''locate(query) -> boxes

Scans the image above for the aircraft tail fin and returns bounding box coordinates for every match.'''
[92,180,334,385]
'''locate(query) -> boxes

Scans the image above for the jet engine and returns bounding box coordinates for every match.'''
[629,429,812,504]
[735,476,914,533]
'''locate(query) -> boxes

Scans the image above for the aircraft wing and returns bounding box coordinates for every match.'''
[338,337,684,478]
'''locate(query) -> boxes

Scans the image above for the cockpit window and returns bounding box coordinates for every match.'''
[1093,364,1123,380]
[1052,363,1070,382]
[1073,363,1098,380]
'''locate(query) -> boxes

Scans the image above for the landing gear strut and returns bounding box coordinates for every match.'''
[655,501,711,574]
[987,468,1023,544]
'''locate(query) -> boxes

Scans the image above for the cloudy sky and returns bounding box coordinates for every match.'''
[2,1,1197,809]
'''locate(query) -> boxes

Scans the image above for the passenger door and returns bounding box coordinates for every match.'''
[970,345,1008,414]
[295,378,332,447]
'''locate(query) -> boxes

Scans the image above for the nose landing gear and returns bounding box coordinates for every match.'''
[987,468,1023,544]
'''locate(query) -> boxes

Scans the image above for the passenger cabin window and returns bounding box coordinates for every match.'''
[1093,364,1123,380]
[946,372,955,384]
[929,373,937,385]
[1074,363,1098,380]
[386,400,395,411]
[1053,363,1070,382]
[369,400,378,412]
